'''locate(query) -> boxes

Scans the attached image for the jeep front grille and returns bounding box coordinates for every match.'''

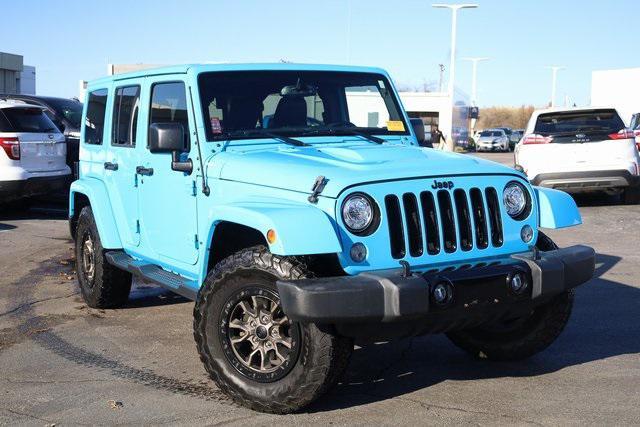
[384,187,504,259]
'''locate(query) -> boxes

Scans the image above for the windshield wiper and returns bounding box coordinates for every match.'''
[303,127,384,144]
[223,129,309,147]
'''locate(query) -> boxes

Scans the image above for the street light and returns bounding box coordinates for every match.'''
[432,3,478,151]
[546,66,565,107]
[462,57,489,106]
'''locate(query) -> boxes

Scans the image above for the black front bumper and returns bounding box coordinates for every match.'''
[277,245,595,341]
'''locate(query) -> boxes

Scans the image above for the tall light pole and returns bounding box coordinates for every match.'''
[546,66,565,107]
[433,3,478,151]
[462,57,489,106]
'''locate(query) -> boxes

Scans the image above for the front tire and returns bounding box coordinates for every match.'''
[193,246,353,413]
[446,232,573,361]
[75,206,132,308]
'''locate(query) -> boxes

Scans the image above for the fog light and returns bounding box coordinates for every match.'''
[508,271,529,295]
[520,224,533,243]
[350,243,367,263]
[432,280,454,306]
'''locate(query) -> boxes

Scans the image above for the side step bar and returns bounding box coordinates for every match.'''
[105,251,198,301]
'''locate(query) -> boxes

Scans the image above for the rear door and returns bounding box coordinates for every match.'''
[103,82,143,247]
[0,106,66,172]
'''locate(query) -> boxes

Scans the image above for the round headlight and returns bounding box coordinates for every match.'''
[503,182,529,218]
[342,193,378,235]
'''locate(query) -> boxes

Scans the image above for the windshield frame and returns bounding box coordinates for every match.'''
[196,70,410,144]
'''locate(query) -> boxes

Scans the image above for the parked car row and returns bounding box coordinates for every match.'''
[0,95,82,206]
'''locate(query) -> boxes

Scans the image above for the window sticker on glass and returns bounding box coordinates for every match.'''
[378,80,386,89]
[387,120,405,132]
[210,117,222,134]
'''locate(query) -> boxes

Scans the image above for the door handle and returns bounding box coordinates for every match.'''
[104,162,118,171]
[136,166,154,176]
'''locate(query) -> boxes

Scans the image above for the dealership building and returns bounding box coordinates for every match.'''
[0,51,36,95]
[591,67,640,125]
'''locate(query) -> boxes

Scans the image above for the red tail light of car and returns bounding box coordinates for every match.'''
[608,129,635,140]
[521,134,553,145]
[0,136,20,160]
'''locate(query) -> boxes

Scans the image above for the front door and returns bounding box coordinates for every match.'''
[103,83,142,247]
[137,79,199,265]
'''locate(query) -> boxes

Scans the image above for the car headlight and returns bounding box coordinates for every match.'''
[503,181,530,219]
[342,193,379,235]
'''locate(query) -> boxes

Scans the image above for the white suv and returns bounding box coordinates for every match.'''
[515,107,640,204]
[0,101,70,205]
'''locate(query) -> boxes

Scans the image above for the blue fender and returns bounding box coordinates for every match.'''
[206,198,342,256]
[533,186,582,229]
[69,178,123,249]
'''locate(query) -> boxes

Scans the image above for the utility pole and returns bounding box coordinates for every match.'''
[438,64,445,92]
[432,3,478,151]
[546,66,565,107]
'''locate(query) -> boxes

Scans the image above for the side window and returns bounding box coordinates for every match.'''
[112,85,140,146]
[84,89,108,145]
[149,82,190,148]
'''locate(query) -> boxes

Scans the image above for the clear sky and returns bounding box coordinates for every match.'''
[3,0,639,107]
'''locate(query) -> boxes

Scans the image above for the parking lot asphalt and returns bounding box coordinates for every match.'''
[1,151,639,425]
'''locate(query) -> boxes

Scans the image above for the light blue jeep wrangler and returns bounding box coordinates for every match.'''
[69,63,595,413]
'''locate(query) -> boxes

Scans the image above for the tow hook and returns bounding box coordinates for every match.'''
[399,260,412,278]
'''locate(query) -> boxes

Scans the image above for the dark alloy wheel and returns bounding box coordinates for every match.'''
[221,286,301,382]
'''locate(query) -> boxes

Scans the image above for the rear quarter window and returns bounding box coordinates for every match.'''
[84,89,109,145]
[0,108,58,133]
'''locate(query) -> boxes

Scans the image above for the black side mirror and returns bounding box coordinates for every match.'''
[148,122,192,174]
[149,122,185,152]
[410,118,426,145]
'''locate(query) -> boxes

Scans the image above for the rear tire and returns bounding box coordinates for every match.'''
[193,246,353,414]
[75,206,131,308]
[446,231,573,361]
[623,186,640,205]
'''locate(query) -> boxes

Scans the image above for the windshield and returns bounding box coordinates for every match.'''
[0,107,58,133]
[198,71,408,142]
[46,98,83,129]
[480,131,502,137]
[534,109,625,136]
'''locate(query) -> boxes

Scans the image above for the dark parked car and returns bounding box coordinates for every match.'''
[0,94,82,173]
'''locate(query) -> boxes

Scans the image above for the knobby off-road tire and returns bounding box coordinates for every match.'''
[75,206,131,308]
[446,231,574,361]
[193,246,353,414]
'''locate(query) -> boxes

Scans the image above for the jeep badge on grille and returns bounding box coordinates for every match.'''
[431,180,454,189]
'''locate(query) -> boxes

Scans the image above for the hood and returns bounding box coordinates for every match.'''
[212,141,520,198]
